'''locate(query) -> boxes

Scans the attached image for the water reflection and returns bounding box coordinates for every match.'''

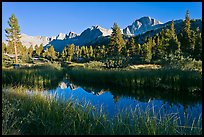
[59,80,79,90]
[2,68,202,125]
[42,79,202,123]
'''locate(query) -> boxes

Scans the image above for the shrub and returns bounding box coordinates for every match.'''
[84,61,105,69]
[105,56,129,68]
[161,53,202,73]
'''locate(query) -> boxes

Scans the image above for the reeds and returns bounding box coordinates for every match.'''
[66,67,202,93]
[2,64,65,91]
[2,86,202,135]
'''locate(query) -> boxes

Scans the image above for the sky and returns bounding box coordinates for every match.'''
[2,2,202,41]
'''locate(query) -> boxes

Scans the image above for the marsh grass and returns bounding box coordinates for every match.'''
[2,86,202,135]
[66,67,202,93]
[2,64,64,91]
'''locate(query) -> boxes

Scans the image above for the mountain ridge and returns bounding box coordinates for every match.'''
[3,17,202,53]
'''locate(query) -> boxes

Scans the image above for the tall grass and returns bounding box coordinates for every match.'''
[66,67,202,93]
[2,86,202,135]
[2,64,65,91]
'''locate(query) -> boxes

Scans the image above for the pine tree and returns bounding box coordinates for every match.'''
[89,46,93,59]
[168,20,180,54]
[5,14,21,64]
[85,46,89,59]
[94,46,101,60]
[194,27,202,60]
[6,41,14,54]
[101,45,106,59]
[108,23,125,57]
[180,10,194,56]
[2,42,7,54]
[81,46,86,59]
[34,45,38,57]
[135,44,141,56]
[126,37,135,57]
[61,46,67,61]
[20,45,29,62]
[34,44,43,57]
[37,44,44,57]
[28,46,34,58]
[47,45,56,61]
[67,44,75,61]
[74,46,81,59]
[141,38,153,63]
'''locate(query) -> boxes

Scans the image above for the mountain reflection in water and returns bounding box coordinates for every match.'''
[42,79,202,122]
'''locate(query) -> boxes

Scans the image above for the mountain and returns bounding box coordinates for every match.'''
[123,16,163,36]
[74,25,112,45]
[3,16,202,53]
[135,19,202,44]
[44,25,112,52]
[19,33,50,49]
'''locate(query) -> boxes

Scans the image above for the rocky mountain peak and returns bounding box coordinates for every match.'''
[66,32,78,39]
[123,16,163,36]
[56,33,66,40]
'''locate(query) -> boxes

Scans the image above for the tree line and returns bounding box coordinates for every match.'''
[2,10,202,68]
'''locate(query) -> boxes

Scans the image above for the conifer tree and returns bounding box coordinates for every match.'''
[28,46,33,58]
[85,46,89,58]
[108,23,125,56]
[20,45,29,62]
[74,46,81,59]
[135,44,141,56]
[61,46,67,60]
[89,46,93,59]
[101,45,106,59]
[36,44,44,57]
[5,14,21,64]
[6,41,14,54]
[168,20,180,54]
[180,10,194,55]
[2,42,7,54]
[67,44,75,61]
[194,27,202,60]
[47,45,56,61]
[94,46,101,60]
[126,37,135,57]
[81,46,86,59]
[141,38,153,62]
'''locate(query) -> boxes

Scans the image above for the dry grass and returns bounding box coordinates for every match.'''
[129,64,161,70]
[67,62,85,67]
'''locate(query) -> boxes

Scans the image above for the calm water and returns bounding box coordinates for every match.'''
[2,68,202,125]
[39,79,202,123]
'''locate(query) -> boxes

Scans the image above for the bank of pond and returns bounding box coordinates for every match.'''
[2,64,202,135]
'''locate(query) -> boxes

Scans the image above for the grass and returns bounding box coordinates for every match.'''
[2,86,202,135]
[128,64,161,70]
[65,67,202,93]
[2,63,202,135]
[2,63,64,91]
[62,62,85,68]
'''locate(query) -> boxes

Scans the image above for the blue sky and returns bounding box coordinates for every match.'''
[2,2,202,41]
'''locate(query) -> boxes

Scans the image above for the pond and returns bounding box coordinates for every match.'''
[40,78,202,125]
[2,67,202,127]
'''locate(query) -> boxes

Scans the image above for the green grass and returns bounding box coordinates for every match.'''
[2,86,202,135]
[2,63,202,135]
[2,64,64,91]
[66,67,202,93]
